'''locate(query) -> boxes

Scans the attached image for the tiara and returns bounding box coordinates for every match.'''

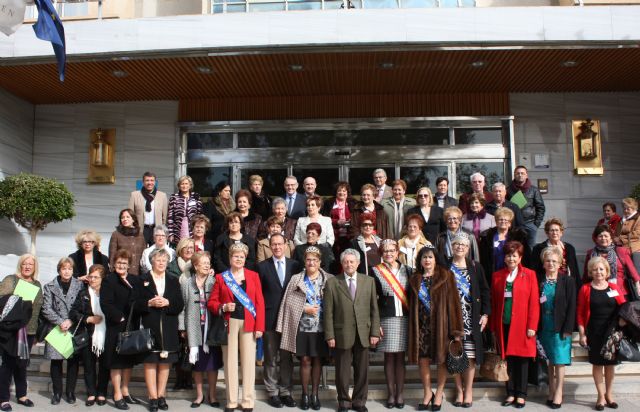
[304,246,321,256]
[380,239,398,246]
[451,232,471,244]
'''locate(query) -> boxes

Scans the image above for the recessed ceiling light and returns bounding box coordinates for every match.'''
[112,70,128,78]
[470,61,486,68]
[379,62,395,69]
[195,66,213,74]
[562,60,578,67]
[289,64,304,72]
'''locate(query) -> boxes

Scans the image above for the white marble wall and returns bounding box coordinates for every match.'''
[29,101,179,259]
[510,92,640,264]
[0,88,34,255]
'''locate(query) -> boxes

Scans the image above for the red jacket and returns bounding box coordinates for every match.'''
[489,265,540,359]
[576,282,626,328]
[207,269,265,333]
[593,214,622,242]
[583,247,640,297]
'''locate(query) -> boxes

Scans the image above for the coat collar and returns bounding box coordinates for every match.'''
[48,277,83,304]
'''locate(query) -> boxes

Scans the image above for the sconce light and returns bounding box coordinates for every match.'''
[571,119,603,176]
[577,119,597,160]
[88,128,116,184]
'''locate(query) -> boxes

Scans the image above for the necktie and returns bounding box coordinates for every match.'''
[277,260,285,287]
[349,277,356,300]
[288,195,294,215]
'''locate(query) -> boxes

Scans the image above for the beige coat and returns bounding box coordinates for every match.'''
[382,197,417,240]
[398,234,431,268]
[617,213,640,253]
[128,190,168,227]
[256,238,295,263]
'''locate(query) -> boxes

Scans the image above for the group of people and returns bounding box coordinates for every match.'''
[0,168,639,412]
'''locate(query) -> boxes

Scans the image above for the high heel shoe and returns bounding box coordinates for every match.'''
[417,392,434,411]
[605,397,619,409]
[191,396,204,408]
[310,395,321,411]
[432,393,443,412]
[113,398,129,410]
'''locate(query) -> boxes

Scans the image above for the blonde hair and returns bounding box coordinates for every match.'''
[228,242,249,258]
[16,254,39,280]
[622,197,638,210]
[176,175,194,191]
[74,229,101,249]
[587,256,610,279]
[540,246,564,267]
[191,251,211,269]
[176,238,195,258]
[249,175,263,185]
[416,187,433,206]
[494,207,515,222]
[444,206,463,220]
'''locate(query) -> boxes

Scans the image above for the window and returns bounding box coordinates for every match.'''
[401,165,448,196]
[240,168,289,196]
[187,167,233,198]
[454,128,502,145]
[186,133,234,150]
[455,162,505,197]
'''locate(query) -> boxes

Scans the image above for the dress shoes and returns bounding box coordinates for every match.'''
[267,396,283,408]
[51,393,61,405]
[158,397,168,410]
[514,400,526,409]
[462,402,472,408]
[300,394,310,410]
[605,400,619,409]
[114,398,130,410]
[353,407,368,412]
[209,401,220,407]
[280,395,296,408]
[97,398,107,406]
[223,408,235,412]
[501,399,514,407]
[148,399,158,412]
[86,398,96,406]
[337,408,349,412]
[16,399,34,407]
[190,396,204,408]
[595,404,605,411]
[550,403,562,409]
[0,402,11,412]
[66,393,76,404]
[242,409,253,412]
[124,395,141,404]
[310,395,321,411]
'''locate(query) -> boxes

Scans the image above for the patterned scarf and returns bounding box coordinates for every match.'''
[592,243,618,280]
[1,296,29,362]
[465,209,486,239]
[141,186,157,212]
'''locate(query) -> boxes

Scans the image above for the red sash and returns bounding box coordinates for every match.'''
[375,263,408,310]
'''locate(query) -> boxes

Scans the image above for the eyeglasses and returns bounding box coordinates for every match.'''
[82,240,95,244]
[361,223,374,227]
[382,250,397,254]
[115,262,129,267]
[447,217,460,222]
[453,243,468,248]
[417,194,430,198]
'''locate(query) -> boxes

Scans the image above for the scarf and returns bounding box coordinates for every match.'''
[89,287,106,356]
[1,296,29,362]
[117,225,139,237]
[466,210,486,240]
[511,178,532,192]
[178,257,193,284]
[445,228,460,258]
[592,243,618,280]
[213,196,235,216]
[141,186,157,212]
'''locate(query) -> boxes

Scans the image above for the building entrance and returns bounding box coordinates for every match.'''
[178,117,513,200]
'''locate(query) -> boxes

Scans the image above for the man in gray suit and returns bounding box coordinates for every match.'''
[324,249,380,412]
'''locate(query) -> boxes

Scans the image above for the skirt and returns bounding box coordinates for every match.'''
[378,316,408,353]
[295,331,329,358]
[193,345,223,372]
[142,351,179,364]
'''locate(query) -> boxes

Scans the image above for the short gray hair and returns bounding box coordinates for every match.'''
[284,175,298,184]
[154,224,169,237]
[340,248,361,263]
[150,248,171,262]
[492,182,506,191]
[470,172,485,182]
[373,168,387,177]
[272,197,286,210]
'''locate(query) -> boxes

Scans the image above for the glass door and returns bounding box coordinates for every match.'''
[347,165,396,196]
[292,166,340,197]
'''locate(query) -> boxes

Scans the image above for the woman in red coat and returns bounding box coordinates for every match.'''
[489,240,540,409]
[207,243,265,412]
[577,256,626,411]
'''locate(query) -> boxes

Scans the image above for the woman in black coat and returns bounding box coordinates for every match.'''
[213,212,257,272]
[100,249,142,410]
[135,249,184,412]
[69,264,109,406]
[68,229,110,281]
[531,218,581,287]
[203,181,235,244]
[406,187,445,245]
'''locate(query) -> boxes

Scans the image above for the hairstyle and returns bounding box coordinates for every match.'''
[592,224,613,239]
[494,207,515,222]
[249,175,263,185]
[225,212,243,231]
[304,246,322,260]
[391,179,407,192]
[214,180,231,196]
[378,239,398,254]
[117,208,140,230]
[435,176,449,186]
[373,168,387,178]
[303,176,316,185]
[265,215,282,228]
[444,206,463,220]
[544,218,565,233]
[306,195,323,209]
[359,212,375,225]
[602,202,617,213]
[191,214,211,232]
[284,175,298,184]
[503,240,524,257]
[114,249,133,265]
[541,246,564,267]
[57,257,75,274]
[142,171,157,180]
[176,175,193,191]
[414,245,437,274]
[451,232,471,246]
[334,181,351,197]
[470,172,485,182]
[360,183,376,195]
[468,192,486,207]
[306,222,322,235]
[228,242,249,258]
[88,264,106,279]
[272,197,286,210]
[16,254,39,280]
[191,251,211,269]
[514,165,528,172]
[405,213,424,230]
[175,238,195,257]
[492,182,506,191]
[149,248,171,263]
[340,248,361,264]
[235,189,253,205]
[74,229,101,249]
[269,233,286,246]
[622,197,638,210]
[416,187,433,206]
[587,256,611,279]
[154,224,169,237]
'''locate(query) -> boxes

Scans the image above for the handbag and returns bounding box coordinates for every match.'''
[528,357,549,387]
[179,341,192,372]
[480,351,509,382]
[206,313,228,347]
[446,339,470,375]
[71,316,90,353]
[35,311,53,342]
[116,305,154,355]
[618,337,640,362]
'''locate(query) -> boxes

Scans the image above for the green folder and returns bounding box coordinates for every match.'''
[13,279,39,302]
[510,190,528,209]
[44,326,74,359]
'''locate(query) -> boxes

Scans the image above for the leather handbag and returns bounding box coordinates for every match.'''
[618,338,640,362]
[480,351,509,382]
[71,316,90,353]
[446,340,470,375]
[116,305,154,355]
[206,313,228,347]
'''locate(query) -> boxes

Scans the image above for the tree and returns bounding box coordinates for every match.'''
[631,183,640,202]
[0,173,75,254]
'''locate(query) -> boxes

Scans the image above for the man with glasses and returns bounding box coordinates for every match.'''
[282,176,307,219]
[372,169,392,204]
[458,172,494,215]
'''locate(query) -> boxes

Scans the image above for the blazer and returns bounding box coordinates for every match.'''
[257,257,302,331]
[135,272,185,353]
[41,277,84,359]
[281,192,307,219]
[128,190,168,228]
[370,263,411,319]
[108,230,147,275]
[406,205,445,245]
[382,197,417,240]
[531,241,580,286]
[616,213,640,253]
[433,194,458,210]
[167,192,203,242]
[69,247,110,278]
[293,243,335,273]
[374,184,393,203]
[458,190,494,215]
[257,217,297,241]
[485,200,525,229]
[537,274,576,335]
[577,282,626,328]
[349,201,390,240]
[461,212,496,240]
[178,274,215,348]
[256,237,295,262]
[293,216,335,247]
[478,226,531,284]
[213,233,257,273]
[489,265,540,359]
[207,269,266,334]
[323,273,381,349]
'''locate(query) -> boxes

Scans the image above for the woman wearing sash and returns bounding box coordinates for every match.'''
[446,233,490,408]
[208,243,265,412]
[370,239,410,409]
[408,245,463,411]
[276,246,333,410]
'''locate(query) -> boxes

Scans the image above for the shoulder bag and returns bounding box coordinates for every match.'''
[71,316,90,353]
[479,333,509,382]
[116,305,154,355]
[446,339,470,375]
[206,313,228,347]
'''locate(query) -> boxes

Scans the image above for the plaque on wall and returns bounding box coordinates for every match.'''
[572,119,603,176]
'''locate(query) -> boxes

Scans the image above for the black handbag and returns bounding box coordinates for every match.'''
[528,356,549,387]
[179,342,192,372]
[72,317,90,353]
[625,272,640,302]
[116,305,154,355]
[206,314,228,347]
[446,340,470,375]
[35,311,53,342]
[618,338,640,362]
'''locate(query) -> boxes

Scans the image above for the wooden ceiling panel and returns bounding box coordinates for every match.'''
[1,48,639,105]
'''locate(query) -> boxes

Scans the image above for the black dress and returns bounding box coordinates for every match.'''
[587,288,619,366]
[417,277,432,359]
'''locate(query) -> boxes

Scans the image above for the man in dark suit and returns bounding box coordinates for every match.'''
[485,182,525,229]
[282,176,307,219]
[433,176,458,210]
[257,234,302,408]
[324,249,380,412]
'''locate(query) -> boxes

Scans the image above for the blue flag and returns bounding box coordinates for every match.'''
[32,0,66,82]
